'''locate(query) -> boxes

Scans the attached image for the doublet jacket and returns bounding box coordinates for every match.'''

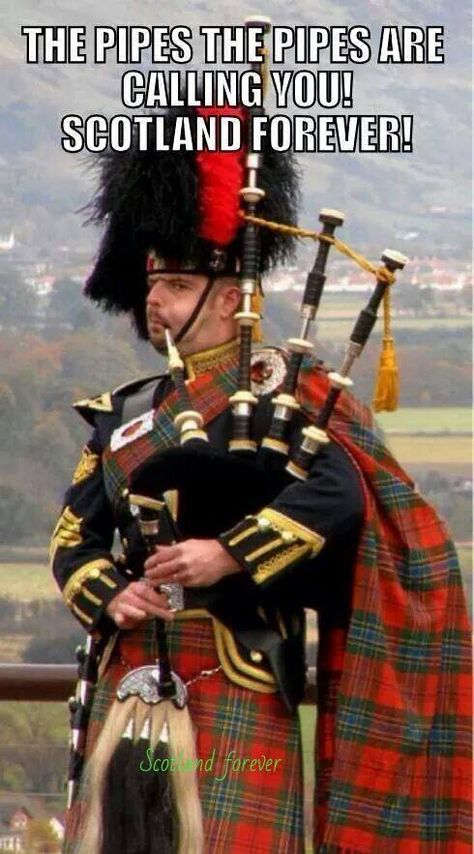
[51,340,364,710]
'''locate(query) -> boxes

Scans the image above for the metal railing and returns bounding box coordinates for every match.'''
[0,661,317,703]
[0,664,76,701]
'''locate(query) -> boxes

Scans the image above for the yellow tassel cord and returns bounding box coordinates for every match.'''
[240,211,401,410]
[372,286,399,412]
[251,284,264,343]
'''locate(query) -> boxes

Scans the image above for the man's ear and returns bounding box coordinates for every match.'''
[218,282,241,319]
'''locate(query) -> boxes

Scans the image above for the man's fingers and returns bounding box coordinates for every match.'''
[144,561,181,584]
[109,584,175,626]
[111,540,240,626]
[144,545,181,570]
[117,603,148,622]
[126,590,174,621]
[132,582,171,609]
[115,601,173,627]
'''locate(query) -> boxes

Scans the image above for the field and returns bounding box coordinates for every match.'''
[0,634,33,661]
[0,562,59,601]
[0,545,49,563]
[315,315,472,340]
[386,435,472,466]
[376,407,471,434]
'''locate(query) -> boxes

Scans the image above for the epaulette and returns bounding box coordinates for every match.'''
[73,374,162,426]
[72,392,114,426]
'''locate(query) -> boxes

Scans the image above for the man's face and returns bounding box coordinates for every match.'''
[146,270,240,355]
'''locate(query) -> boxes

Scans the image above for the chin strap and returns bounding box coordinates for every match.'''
[174,276,216,345]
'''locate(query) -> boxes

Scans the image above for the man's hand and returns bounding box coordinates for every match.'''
[106,580,174,630]
[144,539,242,588]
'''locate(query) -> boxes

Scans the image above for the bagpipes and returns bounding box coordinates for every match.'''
[68,14,408,854]
[125,30,408,510]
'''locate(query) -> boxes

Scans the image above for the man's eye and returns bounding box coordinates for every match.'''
[147,274,163,290]
[171,282,188,291]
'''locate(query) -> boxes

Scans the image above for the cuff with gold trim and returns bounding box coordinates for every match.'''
[62,559,128,631]
[219,507,325,587]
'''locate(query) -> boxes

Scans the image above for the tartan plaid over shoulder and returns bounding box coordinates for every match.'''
[296,365,472,854]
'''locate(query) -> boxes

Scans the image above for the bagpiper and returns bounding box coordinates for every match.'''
[52,22,471,854]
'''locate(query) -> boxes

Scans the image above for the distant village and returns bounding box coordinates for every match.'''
[0,230,472,308]
[0,795,63,852]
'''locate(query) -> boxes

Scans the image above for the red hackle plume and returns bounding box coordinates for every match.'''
[195,106,246,247]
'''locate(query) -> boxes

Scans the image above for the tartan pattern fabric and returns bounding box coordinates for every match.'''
[102,355,239,507]
[63,619,304,854]
[296,365,472,853]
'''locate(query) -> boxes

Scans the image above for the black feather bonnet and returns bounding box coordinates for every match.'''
[84,102,300,338]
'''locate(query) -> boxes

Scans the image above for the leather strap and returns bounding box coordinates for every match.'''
[174,276,216,343]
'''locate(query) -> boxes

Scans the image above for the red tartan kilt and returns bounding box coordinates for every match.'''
[64,618,304,854]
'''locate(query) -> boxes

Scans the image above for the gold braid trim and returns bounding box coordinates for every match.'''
[71,603,93,625]
[244,536,284,563]
[183,338,240,380]
[213,620,277,693]
[257,508,325,557]
[82,588,102,606]
[239,212,397,287]
[253,543,312,585]
[72,446,100,485]
[49,506,83,564]
[227,524,259,548]
[63,558,116,606]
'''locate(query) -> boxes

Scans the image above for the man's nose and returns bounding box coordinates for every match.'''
[147,279,163,304]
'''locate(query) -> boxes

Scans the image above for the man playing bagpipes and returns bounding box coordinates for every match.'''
[52,32,471,854]
[52,91,314,852]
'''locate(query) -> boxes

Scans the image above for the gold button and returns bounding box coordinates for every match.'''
[88,567,101,580]
[257,517,271,532]
[281,531,295,543]
[250,650,263,663]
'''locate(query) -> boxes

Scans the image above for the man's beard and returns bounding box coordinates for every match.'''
[148,332,167,355]
[147,320,167,353]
